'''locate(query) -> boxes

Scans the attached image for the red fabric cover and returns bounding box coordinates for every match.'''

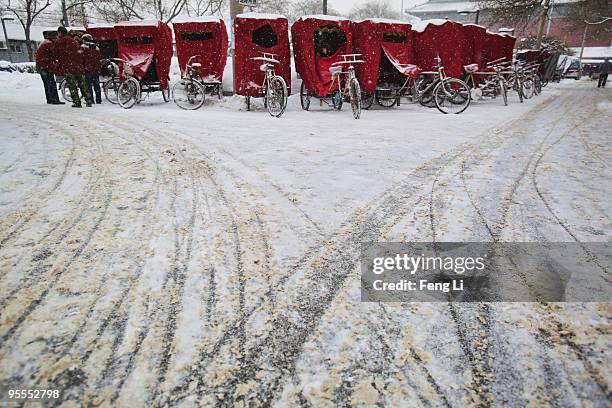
[484,32,512,64]
[85,26,116,41]
[82,44,101,73]
[173,20,228,82]
[291,17,353,97]
[114,21,173,89]
[461,24,487,67]
[234,14,291,96]
[414,21,466,79]
[53,35,85,75]
[352,20,415,93]
[35,40,55,72]
[500,34,516,63]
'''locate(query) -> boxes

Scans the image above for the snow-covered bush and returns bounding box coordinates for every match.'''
[0,61,37,73]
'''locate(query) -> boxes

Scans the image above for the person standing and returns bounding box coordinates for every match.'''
[35,35,64,104]
[81,34,102,104]
[598,58,610,88]
[53,26,93,108]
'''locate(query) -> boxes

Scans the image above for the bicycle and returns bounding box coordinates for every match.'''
[415,56,471,114]
[245,51,288,118]
[462,57,510,106]
[300,53,363,119]
[114,58,171,109]
[172,55,223,110]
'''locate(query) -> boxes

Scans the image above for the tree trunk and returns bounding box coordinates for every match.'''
[535,0,551,49]
[61,0,69,26]
[25,27,34,61]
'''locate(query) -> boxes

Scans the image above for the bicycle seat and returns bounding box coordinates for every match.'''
[329,66,343,74]
[260,63,272,72]
[463,64,479,73]
[399,64,421,78]
[191,62,202,68]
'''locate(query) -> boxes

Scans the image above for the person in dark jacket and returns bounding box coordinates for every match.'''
[81,34,102,104]
[35,37,63,104]
[598,58,610,88]
[53,26,93,107]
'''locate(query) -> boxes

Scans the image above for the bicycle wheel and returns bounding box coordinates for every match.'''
[417,77,435,107]
[162,86,170,102]
[117,77,140,109]
[60,79,73,102]
[362,92,374,110]
[522,78,534,99]
[172,79,205,110]
[375,89,397,108]
[349,78,361,119]
[433,78,471,114]
[332,91,343,110]
[266,75,288,118]
[300,81,310,111]
[534,76,542,95]
[103,78,119,104]
[517,78,524,103]
[499,80,508,106]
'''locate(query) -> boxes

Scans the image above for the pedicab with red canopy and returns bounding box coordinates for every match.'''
[460,24,511,105]
[172,17,228,110]
[234,12,290,117]
[292,15,363,119]
[112,20,173,109]
[85,24,118,59]
[352,18,418,109]
[408,19,471,113]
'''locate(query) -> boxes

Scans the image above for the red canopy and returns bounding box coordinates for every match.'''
[484,32,512,64]
[86,25,118,59]
[352,19,415,93]
[460,24,488,68]
[173,17,228,82]
[414,20,466,79]
[86,25,116,41]
[291,16,353,97]
[114,21,173,89]
[233,13,291,96]
[500,33,516,62]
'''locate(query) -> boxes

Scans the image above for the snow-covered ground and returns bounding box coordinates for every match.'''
[0,72,610,407]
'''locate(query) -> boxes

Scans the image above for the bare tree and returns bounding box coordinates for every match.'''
[91,0,143,23]
[292,0,339,17]
[184,0,223,17]
[59,0,94,26]
[477,0,544,31]
[146,0,187,23]
[349,0,399,20]
[4,0,52,60]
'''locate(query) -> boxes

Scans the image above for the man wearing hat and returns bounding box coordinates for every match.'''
[81,34,103,104]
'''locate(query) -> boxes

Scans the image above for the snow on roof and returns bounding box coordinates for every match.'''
[409,0,582,13]
[297,15,350,22]
[409,1,473,13]
[115,20,160,27]
[172,16,222,24]
[236,12,287,20]
[86,24,115,29]
[355,18,411,25]
[569,46,612,59]
[411,18,448,32]
[462,23,486,29]
[0,23,55,42]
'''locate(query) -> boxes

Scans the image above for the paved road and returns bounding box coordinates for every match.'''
[0,83,610,407]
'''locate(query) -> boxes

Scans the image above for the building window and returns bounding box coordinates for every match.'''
[10,44,22,53]
[0,40,6,49]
